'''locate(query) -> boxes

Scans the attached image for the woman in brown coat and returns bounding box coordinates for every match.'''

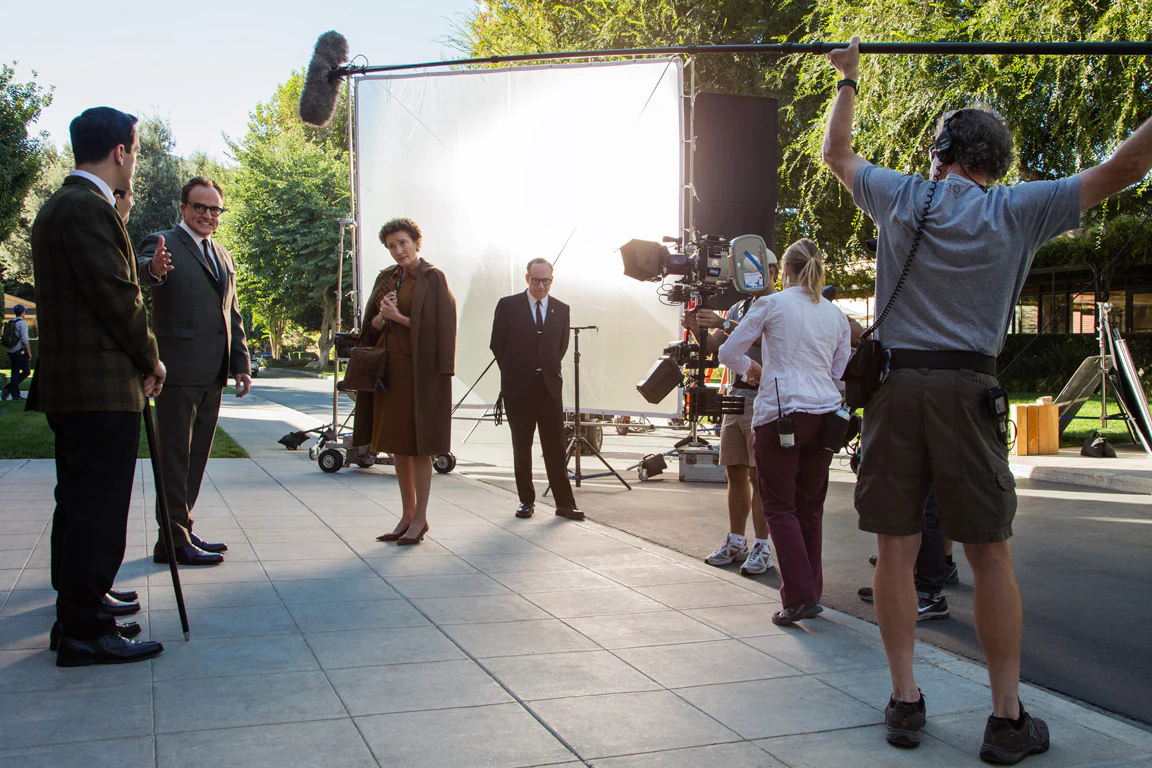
[352,218,456,545]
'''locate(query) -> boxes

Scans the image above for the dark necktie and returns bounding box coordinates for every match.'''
[535,300,543,330]
[202,239,219,281]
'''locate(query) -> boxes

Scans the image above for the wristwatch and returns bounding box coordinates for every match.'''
[722,319,733,334]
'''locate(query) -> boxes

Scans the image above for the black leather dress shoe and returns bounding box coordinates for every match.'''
[154,543,224,566]
[515,503,535,519]
[555,506,585,521]
[107,588,138,602]
[102,593,141,616]
[190,532,228,553]
[56,634,163,667]
[50,620,142,651]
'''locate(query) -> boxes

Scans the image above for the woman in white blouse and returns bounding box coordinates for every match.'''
[718,239,851,626]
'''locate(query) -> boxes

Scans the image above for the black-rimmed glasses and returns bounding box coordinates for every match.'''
[529,277,553,286]
[190,202,226,217]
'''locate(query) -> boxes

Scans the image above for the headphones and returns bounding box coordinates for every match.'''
[932,109,967,165]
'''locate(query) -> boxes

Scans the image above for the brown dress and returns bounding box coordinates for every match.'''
[371,276,418,455]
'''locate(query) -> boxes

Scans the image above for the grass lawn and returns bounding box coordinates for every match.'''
[1009,392,1136,448]
[0,401,248,460]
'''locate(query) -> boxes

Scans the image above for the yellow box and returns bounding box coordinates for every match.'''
[1013,403,1059,456]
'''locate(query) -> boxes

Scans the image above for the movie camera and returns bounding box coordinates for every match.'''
[621,233,774,420]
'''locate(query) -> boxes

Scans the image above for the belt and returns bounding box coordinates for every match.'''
[888,349,997,376]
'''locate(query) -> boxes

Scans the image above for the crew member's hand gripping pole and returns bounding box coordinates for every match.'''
[143,401,191,640]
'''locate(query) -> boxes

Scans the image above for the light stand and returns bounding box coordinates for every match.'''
[550,326,632,492]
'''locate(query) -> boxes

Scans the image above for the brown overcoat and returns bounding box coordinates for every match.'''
[352,259,456,456]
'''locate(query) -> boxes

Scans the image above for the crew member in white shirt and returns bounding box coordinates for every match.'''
[718,238,851,626]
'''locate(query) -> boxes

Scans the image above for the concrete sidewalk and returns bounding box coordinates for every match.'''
[1,395,1150,767]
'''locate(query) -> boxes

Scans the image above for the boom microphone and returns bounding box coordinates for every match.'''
[299,31,349,127]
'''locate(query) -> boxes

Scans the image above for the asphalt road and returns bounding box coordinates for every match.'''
[248,372,1152,728]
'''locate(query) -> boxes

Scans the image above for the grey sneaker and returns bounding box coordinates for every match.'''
[944,561,960,584]
[917,594,950,621]
[885,692,926,748]
[979,704,1049,764]
[740,541,773,575]
[704,537,747,566]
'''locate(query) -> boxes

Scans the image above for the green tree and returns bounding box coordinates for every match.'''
[0,144,70,299]
[784,0,1152,288]
[0,63,53,267]
[124,115,184,249]
[222,94,350,363]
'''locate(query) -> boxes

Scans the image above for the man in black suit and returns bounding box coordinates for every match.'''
[139,177,251,565]
[490,259,581,520]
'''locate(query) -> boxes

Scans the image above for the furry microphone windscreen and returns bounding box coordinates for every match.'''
[299,31,349,127]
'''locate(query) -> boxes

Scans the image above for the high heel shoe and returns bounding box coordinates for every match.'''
[396,523,429,546]
[376,531,403,542]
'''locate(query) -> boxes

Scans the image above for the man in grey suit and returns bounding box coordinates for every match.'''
[139,176,251,566]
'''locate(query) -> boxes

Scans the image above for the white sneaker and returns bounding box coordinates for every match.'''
[740,541,774,575]
[704,537,747,566]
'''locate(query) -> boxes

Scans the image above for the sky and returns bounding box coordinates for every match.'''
[2,0,479,161]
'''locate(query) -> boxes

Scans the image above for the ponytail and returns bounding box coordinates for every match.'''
[781,238,826,304]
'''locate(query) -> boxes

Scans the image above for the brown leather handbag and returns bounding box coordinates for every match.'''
[339,341,388,394]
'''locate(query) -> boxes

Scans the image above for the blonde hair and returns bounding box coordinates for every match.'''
[781,238,825,304]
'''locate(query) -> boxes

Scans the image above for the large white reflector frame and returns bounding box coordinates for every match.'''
[354,59,684,417]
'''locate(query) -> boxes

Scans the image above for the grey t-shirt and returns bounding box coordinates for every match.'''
[852,165,1081,356]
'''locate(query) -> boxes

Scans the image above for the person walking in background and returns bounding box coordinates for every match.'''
[2,304,31,401]
[718,239,851,626]
[489,258,581,522]
[138,177,251,567]
[29,106,165,666]
[824,35,1152,762]
[355,218,457,545]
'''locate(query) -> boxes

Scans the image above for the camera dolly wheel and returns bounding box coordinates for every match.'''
[637,467,649,481]
[318,449,344,473]
[433,453,456,474]
[355,453,376,468]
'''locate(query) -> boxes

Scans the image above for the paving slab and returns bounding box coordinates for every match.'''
[0,391,1147,767]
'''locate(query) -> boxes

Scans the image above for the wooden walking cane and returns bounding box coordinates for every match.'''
[143,401,191,640]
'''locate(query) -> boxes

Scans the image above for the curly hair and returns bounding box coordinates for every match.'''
[378,218,422,247]
[934,108,1015,182]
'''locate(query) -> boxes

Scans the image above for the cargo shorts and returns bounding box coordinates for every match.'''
[854,368,1017,544]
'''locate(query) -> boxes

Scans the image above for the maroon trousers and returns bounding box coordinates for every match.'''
[754,413,833,608]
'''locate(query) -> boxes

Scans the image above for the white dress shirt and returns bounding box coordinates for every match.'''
[718,286,852,428]
[526,290,549,325]
[69,170,115,206]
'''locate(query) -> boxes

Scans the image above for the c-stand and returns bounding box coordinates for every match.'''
[547,326,632,492]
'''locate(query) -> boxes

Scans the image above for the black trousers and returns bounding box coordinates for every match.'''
[5,349,30,397]
[915,492,947,596]
[154,382,223,547]
[48,411,140,640]
[504,377,575,508]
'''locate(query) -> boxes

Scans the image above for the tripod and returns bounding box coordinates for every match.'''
[548,326,632,492]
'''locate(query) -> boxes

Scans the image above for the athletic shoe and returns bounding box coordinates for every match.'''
[704,537,747,566]
[917,594,950,621]
[885,692,926,748]
[944,561,960,584]
[869,554,878,567]
[740,541,773,575]
[858,586,874,603]
[979,704,1050,765]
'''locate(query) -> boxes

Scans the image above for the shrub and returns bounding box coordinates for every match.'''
[998,334,1151,396]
